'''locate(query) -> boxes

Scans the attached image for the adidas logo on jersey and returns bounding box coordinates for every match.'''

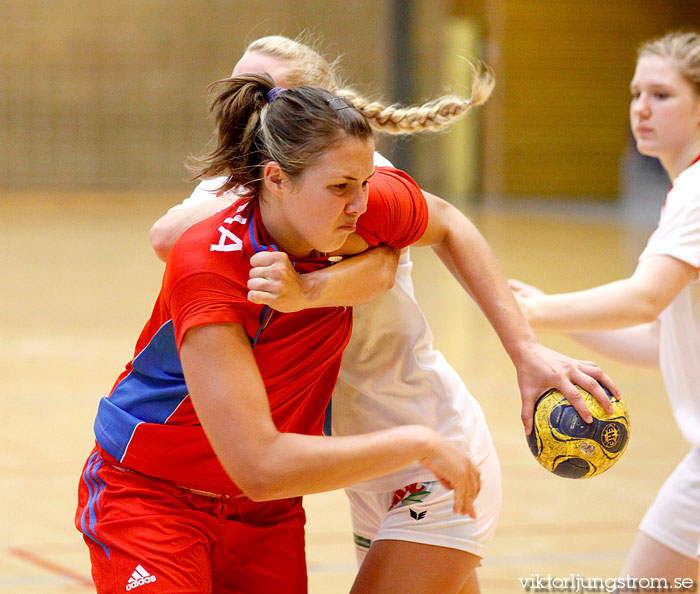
[125,565,157,590]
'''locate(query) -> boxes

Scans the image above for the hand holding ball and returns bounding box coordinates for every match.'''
[527,385,630,478]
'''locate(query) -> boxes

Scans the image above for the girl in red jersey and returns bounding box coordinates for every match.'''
[76,74,481,594]
[148,37,619,594]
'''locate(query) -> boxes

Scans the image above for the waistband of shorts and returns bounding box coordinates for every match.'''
[176,486,246,500]
[95,445,245,500]
[109,462,246,499]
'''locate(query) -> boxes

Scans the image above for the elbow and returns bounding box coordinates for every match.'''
[221,447,288,501]
[240,486,278,503]
[380,267,397,292]
[637,300,663,324]
[379,247,400,291]
[234,469,285,502]
[149,220,173,262]
[634,287,667,324]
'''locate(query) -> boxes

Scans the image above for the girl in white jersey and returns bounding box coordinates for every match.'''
[511,31,700,582]
[151,35,618,594]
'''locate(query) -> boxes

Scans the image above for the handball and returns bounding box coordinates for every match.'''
[527,385,630,478]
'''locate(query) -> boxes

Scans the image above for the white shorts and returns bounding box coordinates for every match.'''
[346,446,501,564]
[639,447,700,559]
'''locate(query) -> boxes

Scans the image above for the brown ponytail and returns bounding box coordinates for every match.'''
[188,73,373,196]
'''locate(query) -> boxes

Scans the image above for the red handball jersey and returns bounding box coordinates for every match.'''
[92,167,427,495]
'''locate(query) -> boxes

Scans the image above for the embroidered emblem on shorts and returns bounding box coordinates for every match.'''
[125,564,156,590]
[389,481,434,510]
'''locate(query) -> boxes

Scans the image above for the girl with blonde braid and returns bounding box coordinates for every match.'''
[150,35,617,594]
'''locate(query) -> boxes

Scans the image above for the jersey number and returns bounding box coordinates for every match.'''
[210,215,247,252]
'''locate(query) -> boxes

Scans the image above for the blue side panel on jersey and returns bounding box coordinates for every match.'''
[93,320,190,461]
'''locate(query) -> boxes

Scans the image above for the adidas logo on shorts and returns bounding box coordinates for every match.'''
[125,564,157,590]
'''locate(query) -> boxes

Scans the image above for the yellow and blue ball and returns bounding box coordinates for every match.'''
[527,385,630,478]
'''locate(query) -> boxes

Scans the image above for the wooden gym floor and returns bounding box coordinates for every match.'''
[0,191,686,593]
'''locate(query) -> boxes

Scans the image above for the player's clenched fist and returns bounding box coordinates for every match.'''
[247,251,310,312]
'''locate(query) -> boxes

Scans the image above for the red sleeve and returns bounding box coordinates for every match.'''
[162,224,257,348]
[167,272,252,348]
[355,167,428,248]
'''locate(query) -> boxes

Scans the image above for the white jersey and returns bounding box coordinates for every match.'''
[332,249,493,492]
[639,158,700,447]
[171,177,224,210]
[181,152,494,492]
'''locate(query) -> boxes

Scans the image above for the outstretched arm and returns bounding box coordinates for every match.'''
[180,322,480,515]
[510,279,661,368]
[512,255,696,332]
[568,325,660,368]
[413,191,618,433]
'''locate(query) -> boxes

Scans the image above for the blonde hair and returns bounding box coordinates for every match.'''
[338,63,494,135]
[246,35,342,92]
[243,35,495,135]
[638,31,700,95]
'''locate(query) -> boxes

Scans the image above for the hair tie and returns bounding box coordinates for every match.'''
[327,96,353,111]
[266,86,286,103]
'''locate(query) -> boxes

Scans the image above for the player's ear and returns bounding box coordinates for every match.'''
[263,161,289,196]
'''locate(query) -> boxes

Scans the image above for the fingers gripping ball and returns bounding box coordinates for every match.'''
[527,385,630,478]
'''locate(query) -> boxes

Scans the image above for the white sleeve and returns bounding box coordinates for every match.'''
[640,193,700,269]
[373,152,394,168]
[168,177,228,212]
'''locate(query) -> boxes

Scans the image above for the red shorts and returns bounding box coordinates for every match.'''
[75,448,307,594]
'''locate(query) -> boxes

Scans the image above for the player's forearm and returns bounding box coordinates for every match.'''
[183,324,451,502]
[521,280,661,332]
[299,246,399,308]
[150,196,231,261]
[523,255,695,332]
[429,203,540,362]
[241,425,440,501]
[567,322,660,368]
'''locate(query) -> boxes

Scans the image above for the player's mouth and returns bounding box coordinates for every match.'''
[634,125,654,136]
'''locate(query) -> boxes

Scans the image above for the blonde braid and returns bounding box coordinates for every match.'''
[338,62,495,135]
